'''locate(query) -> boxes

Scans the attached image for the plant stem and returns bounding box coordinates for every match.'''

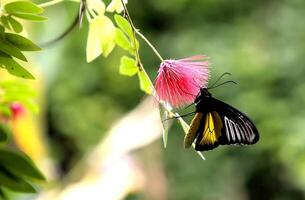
[136,31,164,62]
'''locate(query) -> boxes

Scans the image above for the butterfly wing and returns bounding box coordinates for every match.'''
[185,97,259,151]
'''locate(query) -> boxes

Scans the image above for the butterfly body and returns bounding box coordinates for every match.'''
[185,88,259,151]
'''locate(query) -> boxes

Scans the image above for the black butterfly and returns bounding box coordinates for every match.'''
[184,87,259,151]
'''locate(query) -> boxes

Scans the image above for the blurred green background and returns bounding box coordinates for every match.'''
[32,0,305,199]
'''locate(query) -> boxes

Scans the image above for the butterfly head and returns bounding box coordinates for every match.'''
[194,87,211,104]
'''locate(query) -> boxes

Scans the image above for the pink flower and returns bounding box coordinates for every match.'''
[155,55,209,108]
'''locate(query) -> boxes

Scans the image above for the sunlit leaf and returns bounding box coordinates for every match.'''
[6,33,41,51]
[0,53,34,79]
[0,166,36,193]
[87,0,105,15]
[119,56,138,76]
[137,70,152,94]
[7,17,23,33]
[106,0,127,13]
[86,15,116,62]
[0,148,45,180]
[0,39,27,61]
[4,1,44,14]
[114,14,133,40]
[115,28,133,54]
[11,13,47,21]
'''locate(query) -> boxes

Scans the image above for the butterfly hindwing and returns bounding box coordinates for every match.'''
[185,96,259,151]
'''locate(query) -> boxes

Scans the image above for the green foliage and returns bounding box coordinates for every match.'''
[0,148,45,193]
[0,0,45,79]
[119,56,138,76]
[137,70,152,94]
[4,1,44,15]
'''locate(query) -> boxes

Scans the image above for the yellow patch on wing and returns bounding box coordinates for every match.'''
[184,112,203,148]
[199,112,223,145]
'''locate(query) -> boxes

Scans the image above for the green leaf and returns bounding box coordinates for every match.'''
[115,28,134,55]
[0,148,45,180]
[0,39,27,61]
[0,124,9,144]
[86,15,116,62]
[114,14,133,40]
[7,17,23,33]
[0,165,36,193]
[4,1,44,14]
[11,13,47,21]
[106,0,125,13]
[0,16,11,30]
[6,33,41,51]
[119,56,138,76]
[137,70,152,94]
[0,53,34,79]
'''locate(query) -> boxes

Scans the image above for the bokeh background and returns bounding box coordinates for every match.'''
[15,0,305,199]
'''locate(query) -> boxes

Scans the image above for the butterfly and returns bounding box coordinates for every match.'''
[184,87,259,151]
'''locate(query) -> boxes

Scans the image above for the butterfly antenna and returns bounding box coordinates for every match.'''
[208,72,231,89]
[209,80,237,89]
[162,111,196,123]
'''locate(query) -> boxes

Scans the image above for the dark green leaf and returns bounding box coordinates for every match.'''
[114,14,133,40]
[11,13,47,21]
[0,124,9,144]
[0,165,36,193]
[7,17,23,33]
[0,148,45,181]
[0,39,27,61]
[4,1,44,14]
[0,25,4,39]
[0,16,10,30]
[119,56,138,76]
[0,53,34,79]
[6,33,41,51]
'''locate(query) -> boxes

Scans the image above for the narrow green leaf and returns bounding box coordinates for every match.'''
[0,53,34,79]
[0,124,9,144]
[0,25,4,39]
[0,16,11,30]
[137,70,152,94]
[159,104,170,148]
[11,13,47,21]
[6,33,41,51]
[115,28,134,54]
[119,56,138,76]
[0,148,45,180]
[0,39,27,61]
[7,17,23,33]
[4,1,44,14]
[0,165,36,193]
[114,14,133,40]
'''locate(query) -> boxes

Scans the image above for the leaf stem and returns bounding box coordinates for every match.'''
[136,31,164,62]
